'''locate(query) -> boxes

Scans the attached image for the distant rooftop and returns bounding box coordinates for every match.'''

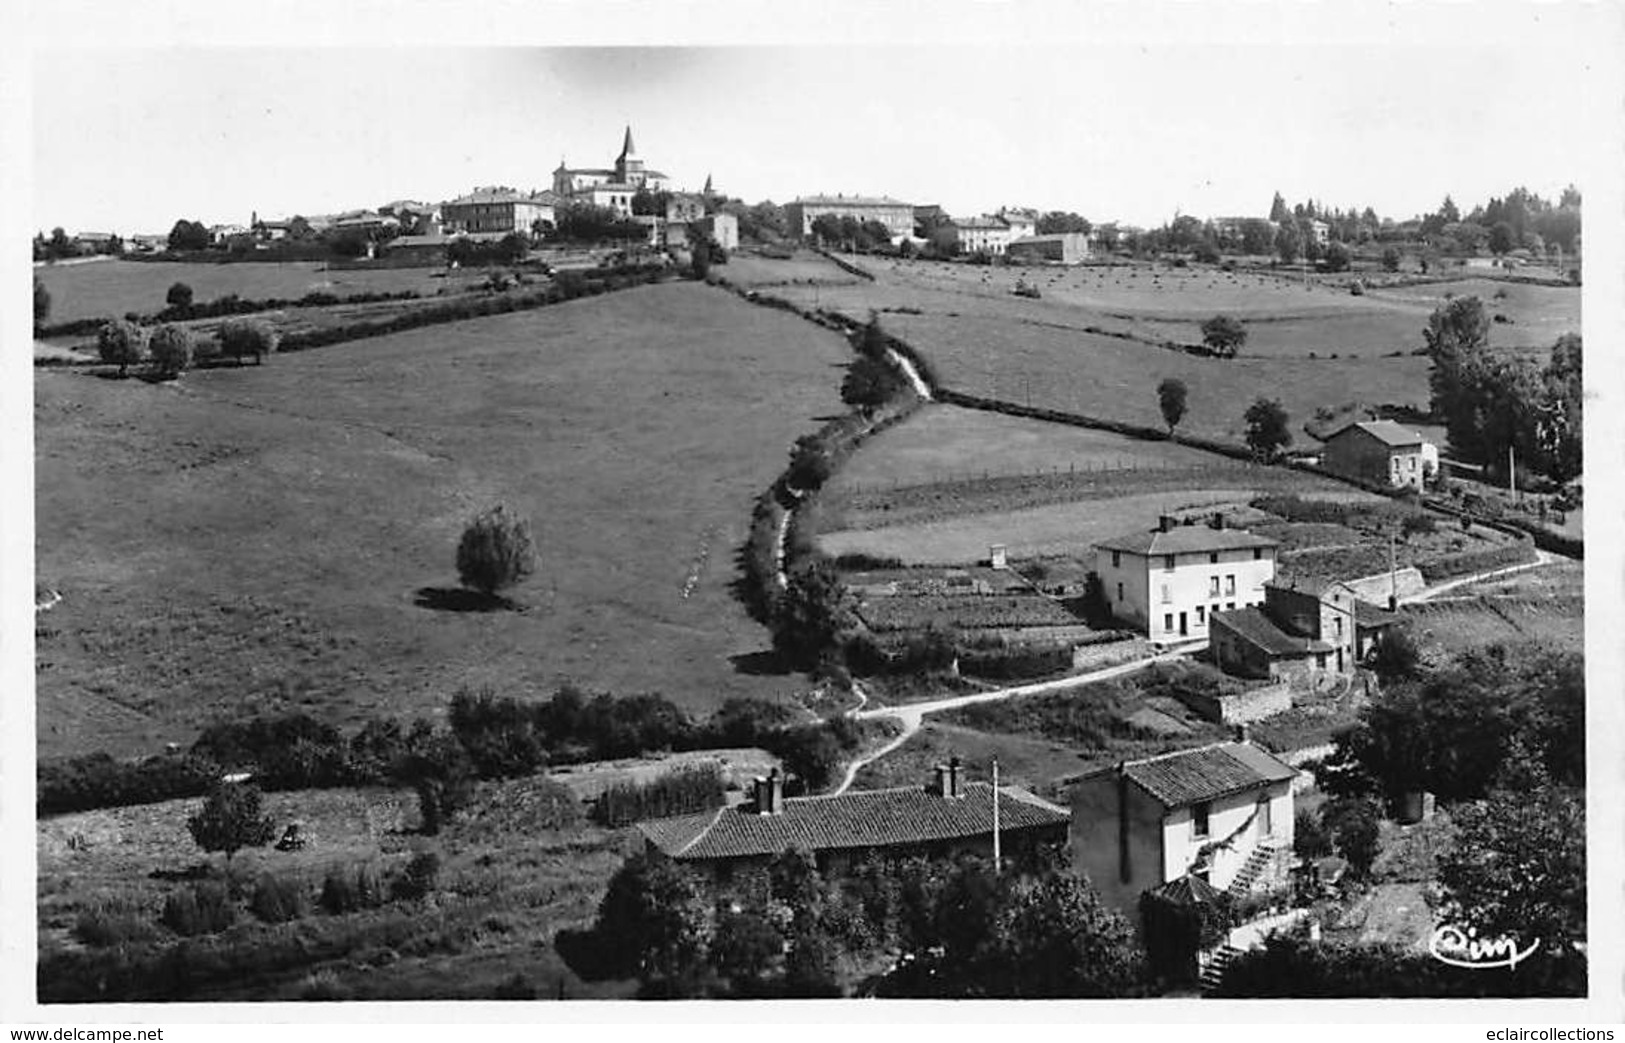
[1096,523,1277,557]
[1334,420,1425,448]
[790,194,913,208]
[639,781,1067,861]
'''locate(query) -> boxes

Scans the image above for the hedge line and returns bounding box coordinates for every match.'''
[811,247,878,282]
[1415,538,1537,583]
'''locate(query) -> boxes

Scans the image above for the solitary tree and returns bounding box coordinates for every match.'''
[842,354,905,411]
[1321,797,1381,879]
[1381,246,1402,272]
[187,782,277,870]
[1488,221,1516,258]
[1275,222,1301,264]
[1156,378,1188,437]
[33,279,50,327]
[97,319,149,377]
[1243,397,1291,460]
[166,281,195,311]
[1200,314,1247,358]
[456,503,538,601]
[1323,241,1352,272]
[147,323,196,379]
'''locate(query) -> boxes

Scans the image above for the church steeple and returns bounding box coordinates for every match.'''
[702,173,714,195]
[618,125,636,161]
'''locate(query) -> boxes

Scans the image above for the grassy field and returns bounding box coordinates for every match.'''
[722,251,866,288]
[34,260,488,324]
[1403,594,1584,655]
[35,281,853,759]
[37,779,641,1001]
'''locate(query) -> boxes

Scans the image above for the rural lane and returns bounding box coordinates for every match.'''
[1398,549,1557,605]
[831,650,1186,795]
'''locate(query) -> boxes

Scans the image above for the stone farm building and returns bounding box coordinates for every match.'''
[1211,578,1399,683]
[440,187,560,236]
[1006,232,1091,265]
[785,194,916,241]
[1068,737,1298,920]
[1094,514,1278,645]
[552,126,673,216]
[637,764,1069,876]
[1319,419,1438,492]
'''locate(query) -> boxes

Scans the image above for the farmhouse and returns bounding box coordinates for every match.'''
[1094,514,1278,644]
[944,216,1017,256]
[1006,232,1091,265]
[1319,420,1437,491]
[785,194,916,241]
[1211,578,1399,681]
[441,187,558,236]
[637,764,1069,875]
[692,212,739,251]
[995,207,1039,240]
[1068,736,1298,919]
[552,126,673,215]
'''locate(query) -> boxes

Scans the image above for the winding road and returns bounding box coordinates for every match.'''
[1399,549,1557,604]
[832,650,1187,795]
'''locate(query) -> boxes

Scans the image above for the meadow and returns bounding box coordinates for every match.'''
[34,259,476,324]
[35,280,853,760]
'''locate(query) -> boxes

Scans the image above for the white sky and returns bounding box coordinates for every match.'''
[27,7,1612,236]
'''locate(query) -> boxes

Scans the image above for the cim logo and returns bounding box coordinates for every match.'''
[1428,924,1541,970]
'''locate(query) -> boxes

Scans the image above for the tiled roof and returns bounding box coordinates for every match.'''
[1121,742,1297,808]
[638,782,1068,861]
[955,217,1011,230]
[1147,872,1226,906]
[444,189,555,207]
[790,194,914,208]
[1212,607,1331,657]
[1353,599,1399,627]
[1095,525,1278,557]
[1333,420,1424,448]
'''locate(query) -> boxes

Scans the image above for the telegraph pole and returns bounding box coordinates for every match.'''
[992,757,1002,874]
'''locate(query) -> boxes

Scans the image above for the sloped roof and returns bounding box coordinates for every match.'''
[1212,606,1333,657]
[638,782,1068,861]
[1011,233,1088,246]
[1147,872,1226,906]
[1095,525,1278,557]
[790,194,913,208]
[1121,742,1297,808]
[955,217,1012,230]
[444,188,556,207]
[1331,420,1424,448]
[1353,599,1399,627]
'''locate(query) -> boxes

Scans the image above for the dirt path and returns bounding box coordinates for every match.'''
[1399,549,1556,605]
[832,651,1184,795]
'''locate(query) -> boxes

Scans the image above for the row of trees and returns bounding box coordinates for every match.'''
[1424,296,1582,483]
[560,846,1145,998]
[95,317,278,378]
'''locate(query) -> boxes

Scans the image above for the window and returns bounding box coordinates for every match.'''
[1316,652,1327,669]
[1258,797,1273,837]
[1335,617,1344,637]
[1209,576,1220,597]
[1164,613,1174,632]
[1163,554,1175,571]
[1116,582,1123,602]
[1209,552,1219,564]
[1227,602,1235,611]
[1253,548,1263,561]
[1111,551,1121,569]
[1196,606,1206,625]
[1192,802,1211,839]
[1225,575,1236,596]
[1160,583,1171,604]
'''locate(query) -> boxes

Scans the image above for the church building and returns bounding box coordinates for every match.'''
[551,126,673,216]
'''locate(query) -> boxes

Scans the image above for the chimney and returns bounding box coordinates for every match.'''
[1158,515,1176,533]
[1234,723,1251,745]
[933,763,951,798]
[948,755,963,799]
[1210,511,1226,530]
[767,768,784,814]
[990,544,1008,570]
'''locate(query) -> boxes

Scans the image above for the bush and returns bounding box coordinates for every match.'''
[249,873,309,923]
[216,317,278,365]
[391,852,442,902]
[456,504,538,599]
[448,687,547,779]
[160,882,237,936]
[97,319,149,375]
[147,323,195,378]
[319,862,388,914]
[166,282,195,310]
[38,751,219,816]
[75,899,158,948]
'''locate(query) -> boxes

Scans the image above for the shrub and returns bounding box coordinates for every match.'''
[147,323,195,378]
[456,504,538,599]
[249,872,309,924]
[319,862,388,914]
[391,852,442,902]
[186,783,277,867]
[166,282,195,310]
[216,317,278,365]
[75,899,158,948]
[38,751,219,816]
[448,687,547,779]
[1400,513,1437,539]
[160,882,237,936]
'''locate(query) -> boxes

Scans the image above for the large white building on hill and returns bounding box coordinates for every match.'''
[551,126,673,216]
[1094,514,1278,644]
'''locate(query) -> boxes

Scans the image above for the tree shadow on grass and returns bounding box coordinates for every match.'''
[413,587,522,613]
[730,649,794,677]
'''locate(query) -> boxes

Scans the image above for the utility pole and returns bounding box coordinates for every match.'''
[1388,531,1398,611]
[1508,443,1516,498]
[991,757,1002,874]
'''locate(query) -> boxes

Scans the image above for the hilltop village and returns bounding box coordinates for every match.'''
[33,126,1584,1001]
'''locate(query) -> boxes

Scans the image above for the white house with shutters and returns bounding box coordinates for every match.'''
[1093,514,1278,644]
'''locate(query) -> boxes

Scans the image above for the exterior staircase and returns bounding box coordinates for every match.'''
[1199,943,1244,994]
[1227,846,1273,898]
